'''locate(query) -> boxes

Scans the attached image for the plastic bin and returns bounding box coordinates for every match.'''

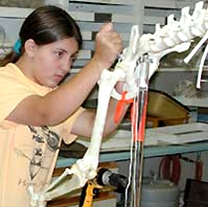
[147,89,190,127]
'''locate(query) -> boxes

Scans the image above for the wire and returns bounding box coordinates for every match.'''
[159,155,181,185]
[159,154,204,184]
[195,153,203,181]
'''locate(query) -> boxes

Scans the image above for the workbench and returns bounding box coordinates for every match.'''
[56,122,208,168]
[56,139,208,169]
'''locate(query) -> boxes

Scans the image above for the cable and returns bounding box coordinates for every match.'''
[195,153,203,181]
[159,155,181,185]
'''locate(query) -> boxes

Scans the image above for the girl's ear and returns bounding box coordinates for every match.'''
[24,39,37,57]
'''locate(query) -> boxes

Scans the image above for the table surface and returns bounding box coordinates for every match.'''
[174,96,208,107]
[56,123,208,168]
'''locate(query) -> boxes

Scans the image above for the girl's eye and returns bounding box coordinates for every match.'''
[55,51,64,58]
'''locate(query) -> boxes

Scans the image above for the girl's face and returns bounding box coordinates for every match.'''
[23,37,79,88]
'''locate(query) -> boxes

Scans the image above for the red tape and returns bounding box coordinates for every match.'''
[114,91,133,123]
[131,97,148,142]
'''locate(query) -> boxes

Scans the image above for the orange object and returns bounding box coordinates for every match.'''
[131,96,148,142]
[114,91,133,123]
[159,155,181,185]
[82,181,96,207]
[195,159,203,181]
[138,97,148,142]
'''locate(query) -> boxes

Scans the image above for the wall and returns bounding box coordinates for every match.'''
[0,0,44,7]
[1,0,208,205]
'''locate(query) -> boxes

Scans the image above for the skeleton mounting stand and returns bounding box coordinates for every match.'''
[28,1,208,207]
[123,54,150,207]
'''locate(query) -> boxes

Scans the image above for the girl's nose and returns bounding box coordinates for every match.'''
[61,59,72,73]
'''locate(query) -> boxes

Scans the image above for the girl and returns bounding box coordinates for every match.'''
[0,5,129,207]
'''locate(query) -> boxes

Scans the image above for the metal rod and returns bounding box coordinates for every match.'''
[127,54,150,207]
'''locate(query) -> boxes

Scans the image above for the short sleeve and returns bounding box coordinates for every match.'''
[0,70,35,122]
[52,107,86,144]
[0,63,53,122]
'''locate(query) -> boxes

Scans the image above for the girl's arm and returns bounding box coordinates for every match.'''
[6,23,123,126]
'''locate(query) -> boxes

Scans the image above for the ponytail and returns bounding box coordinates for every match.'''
[0,50,20,67]
[0,39,22,66]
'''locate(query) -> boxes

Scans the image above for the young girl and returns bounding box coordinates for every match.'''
[0,5,129,207]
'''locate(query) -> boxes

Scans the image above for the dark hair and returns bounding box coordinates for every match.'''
[0,5,82,66]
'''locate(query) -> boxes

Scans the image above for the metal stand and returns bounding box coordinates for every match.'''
[125,54,150,207]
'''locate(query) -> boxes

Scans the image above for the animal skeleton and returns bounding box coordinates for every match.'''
[28,1,208,206]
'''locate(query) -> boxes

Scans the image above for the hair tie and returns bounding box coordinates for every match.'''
[14,39,21,55]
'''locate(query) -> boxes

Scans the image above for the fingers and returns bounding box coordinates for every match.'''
[93,22,123,69]
[99,22,113,32]
[99,23,120,45]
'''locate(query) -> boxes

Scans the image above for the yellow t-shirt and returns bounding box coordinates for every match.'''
[0,63,84,207]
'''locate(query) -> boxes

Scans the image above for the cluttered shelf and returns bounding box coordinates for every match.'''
[56,142,208,168]
[55,88,208,168]
[56,122,208,168]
